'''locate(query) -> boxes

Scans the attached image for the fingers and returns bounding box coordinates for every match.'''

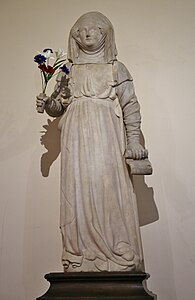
[126,146,148,160]
[36,98,47,113]
[144,149,148,158]
[126,149,133,159]
[36,99,45,108]
[36,99,44,105]
[36,94,49,101]
[36,94,49,113]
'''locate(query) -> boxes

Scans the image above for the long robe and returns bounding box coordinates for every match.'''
[46,61,143,272]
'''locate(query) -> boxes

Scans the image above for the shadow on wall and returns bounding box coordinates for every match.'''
[133,175,158,226]
[135,131,159,226]
[40,119,159,227]
[40,118,61,177]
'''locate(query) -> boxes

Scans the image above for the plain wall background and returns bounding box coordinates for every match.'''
[0,0,195,299]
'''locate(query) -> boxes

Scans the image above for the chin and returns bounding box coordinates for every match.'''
[85,41,95,47]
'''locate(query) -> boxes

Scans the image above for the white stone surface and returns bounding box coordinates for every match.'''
[0,1,195,299]
[39,12,148,272]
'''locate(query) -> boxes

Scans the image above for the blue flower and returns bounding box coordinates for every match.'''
[60,64,69,74]
[34,54,46,65]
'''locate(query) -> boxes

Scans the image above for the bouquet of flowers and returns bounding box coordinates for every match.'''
[34,48,69,113]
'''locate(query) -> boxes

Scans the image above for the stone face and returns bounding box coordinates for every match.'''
[37,12,152,272]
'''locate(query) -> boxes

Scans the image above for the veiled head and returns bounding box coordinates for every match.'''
[67,12,118,63]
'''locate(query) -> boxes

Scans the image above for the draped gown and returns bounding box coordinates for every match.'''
[46,61,143,272]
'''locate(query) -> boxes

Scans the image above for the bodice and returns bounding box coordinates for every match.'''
[68,64,117,100]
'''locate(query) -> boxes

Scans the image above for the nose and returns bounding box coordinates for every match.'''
[86,30,90,38]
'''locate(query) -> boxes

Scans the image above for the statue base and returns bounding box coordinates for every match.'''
[37,272,156,299]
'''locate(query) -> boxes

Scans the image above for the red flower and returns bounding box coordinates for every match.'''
[47,65,55,74]
[38,64,55,75]
[38,64,48,72]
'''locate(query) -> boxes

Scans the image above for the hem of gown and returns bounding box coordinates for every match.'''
[62,250,143,272]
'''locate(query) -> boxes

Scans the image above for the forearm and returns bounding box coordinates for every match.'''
[45,97,64,117]
[44,72,67,117]
[117,80,141,146]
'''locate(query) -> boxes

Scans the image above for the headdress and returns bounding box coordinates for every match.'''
[67,11,118,63]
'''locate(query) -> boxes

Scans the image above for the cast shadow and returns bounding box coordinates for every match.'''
[133,132,159,226]
[133,175,158,226]
[40,118,61,177]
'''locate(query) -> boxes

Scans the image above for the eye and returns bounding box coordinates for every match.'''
[98,26,103,34]
[75,29,80,37]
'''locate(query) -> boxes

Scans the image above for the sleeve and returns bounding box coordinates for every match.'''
[114,61,141,147]
[44,71,67,117]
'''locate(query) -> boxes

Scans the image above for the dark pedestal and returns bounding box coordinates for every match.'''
[37,272,156,300]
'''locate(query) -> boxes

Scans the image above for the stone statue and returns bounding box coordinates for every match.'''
[36,12,149,272]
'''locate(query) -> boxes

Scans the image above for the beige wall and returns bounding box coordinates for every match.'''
[0,0,195,299]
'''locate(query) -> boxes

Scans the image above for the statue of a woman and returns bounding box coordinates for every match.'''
[36,12,148,272]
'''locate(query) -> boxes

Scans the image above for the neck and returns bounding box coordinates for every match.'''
[76,46,105,64]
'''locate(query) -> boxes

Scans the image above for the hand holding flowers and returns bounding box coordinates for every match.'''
[36,93,50,114]
[34,48,69,113]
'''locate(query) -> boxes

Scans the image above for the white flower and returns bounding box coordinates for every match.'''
[55,48,67,59]
[42,48,53,58]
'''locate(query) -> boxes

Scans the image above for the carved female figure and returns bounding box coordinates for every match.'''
[37,12,148,272]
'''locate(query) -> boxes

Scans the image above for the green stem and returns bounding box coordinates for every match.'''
[40,71,44,91]
[42,71,48,93]
[43,82,47,93]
